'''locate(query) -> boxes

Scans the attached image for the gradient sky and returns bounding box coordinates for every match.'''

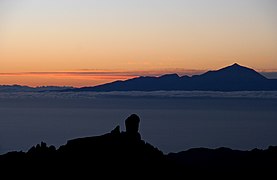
[1,0,277,87]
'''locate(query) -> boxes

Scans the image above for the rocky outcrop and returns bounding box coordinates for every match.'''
[0,114,276,178]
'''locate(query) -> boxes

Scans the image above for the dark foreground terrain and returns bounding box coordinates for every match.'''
[1,114,276,178]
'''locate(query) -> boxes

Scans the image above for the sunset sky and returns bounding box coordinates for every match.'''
[1,0,277,87]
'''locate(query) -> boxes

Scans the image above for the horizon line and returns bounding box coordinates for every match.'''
[1,67,277,88]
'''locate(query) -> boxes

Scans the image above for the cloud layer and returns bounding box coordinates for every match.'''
[1,91,277,99]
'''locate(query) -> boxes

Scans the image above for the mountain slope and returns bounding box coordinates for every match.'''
[193,63,267,81]
[0,114,276,178]
[72,63,277,91]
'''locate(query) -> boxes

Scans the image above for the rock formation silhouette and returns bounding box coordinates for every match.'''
[125,114,140,133]
[0,114,276,179]
[123,114,141,141]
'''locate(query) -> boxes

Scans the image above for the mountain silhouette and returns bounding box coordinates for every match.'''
[69,63,277,92]
[192,63,266,81]
[0,114,276,178]
[0,114,182,178]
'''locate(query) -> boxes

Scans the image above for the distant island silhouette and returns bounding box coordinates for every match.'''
[67,63,277,91]
[1,63,277,92]
[1,114,276,178]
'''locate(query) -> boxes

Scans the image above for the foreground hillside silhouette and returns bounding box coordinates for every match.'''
[1,114,276,178]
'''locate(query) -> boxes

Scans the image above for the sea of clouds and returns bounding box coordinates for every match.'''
[1,91,277,99]
[1,90,277,154]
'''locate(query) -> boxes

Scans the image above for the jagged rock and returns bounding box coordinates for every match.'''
[111,125,120,134]
[0,114,277,179]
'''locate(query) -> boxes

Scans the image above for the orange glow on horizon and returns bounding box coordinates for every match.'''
[0,69,208,87]
[1,67,277,87]
[1,0,276,87]
[0,72,136,87]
